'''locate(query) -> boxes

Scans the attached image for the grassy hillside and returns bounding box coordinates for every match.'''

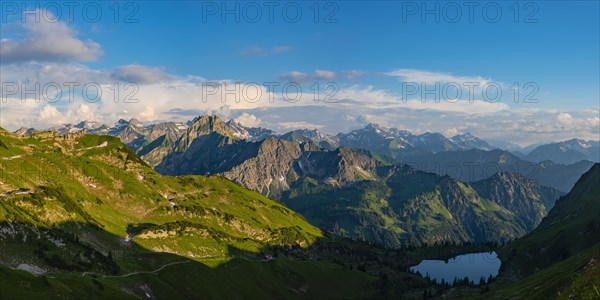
[0,129,381,299]
[498,164,600,276]
[477,163,600,299]
[0,253,378,300]
[480,244,600,299]
[0,131,321,253]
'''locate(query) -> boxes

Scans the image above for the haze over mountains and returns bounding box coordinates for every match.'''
[15,115,599,165]
[17,115,596,191]
[522,138,600,165]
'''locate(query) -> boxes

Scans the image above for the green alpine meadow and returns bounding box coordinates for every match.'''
[0,129,373,299]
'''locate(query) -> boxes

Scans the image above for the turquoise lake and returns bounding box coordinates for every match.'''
[409,251,501,284]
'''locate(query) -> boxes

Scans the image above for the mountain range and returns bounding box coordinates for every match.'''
[147,116,564,248]
[398,149,595,192]
[15,118,599,166]
[11,116,596,246]
[2,124,598,299]
[523,138,600,165]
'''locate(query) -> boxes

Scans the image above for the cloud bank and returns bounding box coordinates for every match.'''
[0,12,597,146]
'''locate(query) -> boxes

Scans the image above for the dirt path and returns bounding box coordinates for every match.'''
[76,141,108,152]
[1,155,22,160]
[82,260,189,278]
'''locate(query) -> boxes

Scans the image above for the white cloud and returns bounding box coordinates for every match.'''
[37,105,64,125]
[271,45,292,54]
[335,85,509,115]
[210,105,232,120]
[0,9,102,64]
[280,71,311,83]
[0,49,596,146]
[443,128,461,137]
[234,113,262,127]
[1,64,582,146]
[277,121,324,130]
[72,104,96,121]
[240,45,292,57]
[234,105,599,146]
[0,102,102,130]
[0,61,105,84]
[385,69,490,86]
[402,99,509,115]
[280,69,337,83]
[557,112,573,124]
[314,69,336,80]
[355,114,382,125]
[111,65,170,84]
[342,70,365,80]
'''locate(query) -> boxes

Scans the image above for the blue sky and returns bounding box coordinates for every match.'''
[79,1,599,106]
[1,1,599,144]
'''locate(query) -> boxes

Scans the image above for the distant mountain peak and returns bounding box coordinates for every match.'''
[186,115,235,137]
[129,118,142,126]
[452,132,474,138]
[359,123,411,138]
[14,126,36,135]
[418,131,444,138]
[74,120,102,130]
[227,119,242,126]
[526,138,599,164]
[174,115,237,152]
[450,132,493,151]
[222,119,277,141]
[279,128,339,150]
[365,123,384,131]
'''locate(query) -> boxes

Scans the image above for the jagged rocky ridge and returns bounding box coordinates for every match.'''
[19,116,595,193]
[154,116,564,248]
[13,116,593,247]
